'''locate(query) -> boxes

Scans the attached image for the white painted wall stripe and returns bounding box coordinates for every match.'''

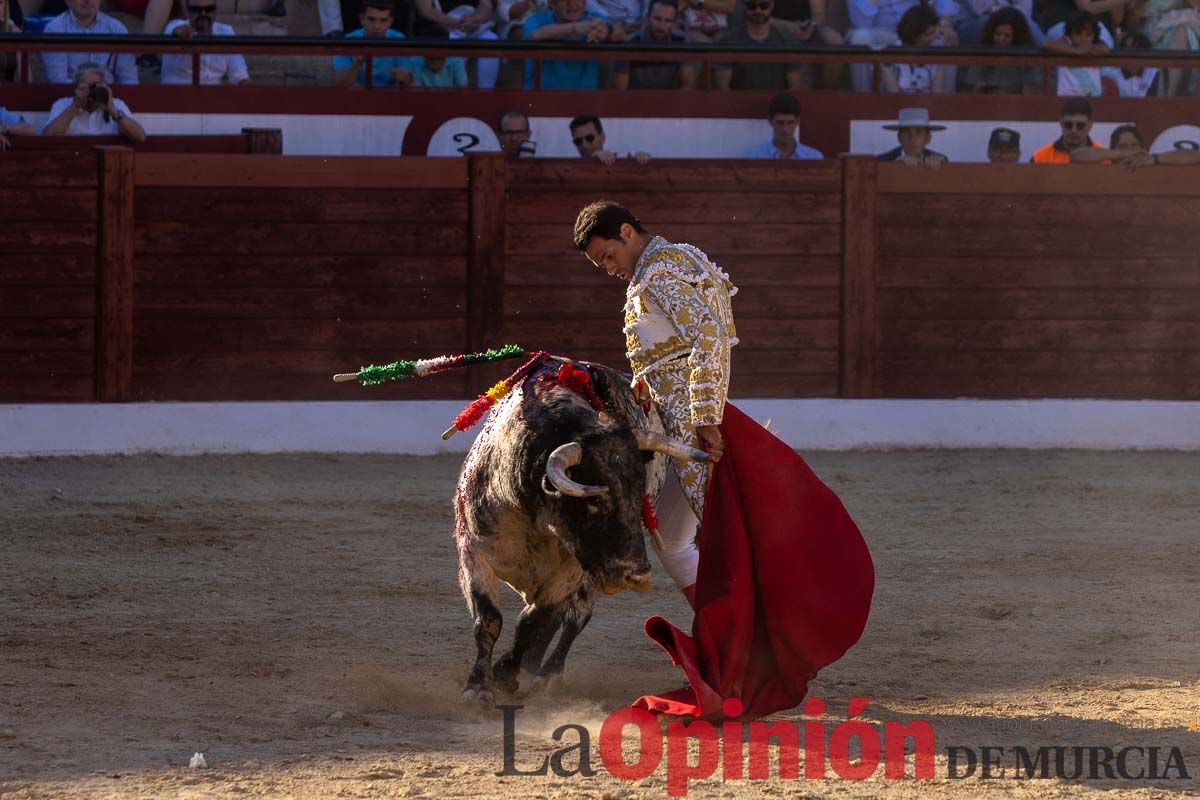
[2,400,1198,456]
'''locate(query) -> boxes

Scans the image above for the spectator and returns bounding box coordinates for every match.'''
[1,0,23,83]
[712,0,811,90]
[847,0,959,91]
[1031,96,1102,162]
[585,0,645,31]
[766,0,846,87]
[414,0,500,88]
[1,106,36,150]
[333,0,418,87]
[986,126,1021,160]
[742,93,823,158]
[497,110,535,157]
[496,0,547,38]
[1101,31,1159,94]
[409,29,470,85]
[1069,123,1147,164]
[109,0,182,67]
[41,0,138,85]
[678,0,737,42]
[523,0,622,89]
[1143,0,1200,95]
[956,0,1043,45]
[1044,9,1110,94]
[877,107,948,167]
[42,62,146,142]
[962,7,1042,92]
[1036,0,1122,39]
[883,2,952,92]
[569,114,650,163]
[161,2,251,85]
[611,0,698,88]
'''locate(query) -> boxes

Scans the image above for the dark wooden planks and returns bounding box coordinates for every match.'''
[135,254,467,289]
[840,157,879,398]
[507,222,840,257]
[135,187,468,224]
[880,257,1200,289]
[96,147,136,402]
[131,351,469,402]
[134,155,470,189]
[506,190,843,226]
[136,221,467,256]
[507,160,842,192]
[879,288,1200,321]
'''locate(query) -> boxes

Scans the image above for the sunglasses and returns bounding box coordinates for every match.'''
[744,1,771,9]
[1060,120,1089,131]
[188,4,216,12]
[572,133,597,146]
[500,128,529,136]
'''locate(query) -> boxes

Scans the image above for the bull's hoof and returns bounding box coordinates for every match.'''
[461,686,496,708]
[526,673,565,696]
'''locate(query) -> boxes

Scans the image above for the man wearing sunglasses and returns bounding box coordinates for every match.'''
[161,2,250,84]
[713,0,811,90]
[569,114,651,164]
[1031,97,1103,164]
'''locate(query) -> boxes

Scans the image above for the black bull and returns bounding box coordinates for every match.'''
[453,358,709,706]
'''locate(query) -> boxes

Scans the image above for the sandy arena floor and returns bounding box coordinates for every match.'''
[1,450,1198,799]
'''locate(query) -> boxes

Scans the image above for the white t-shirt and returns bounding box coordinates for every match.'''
[42,96,134,135]
[161,20,250,85]
[1101,65,1158,97]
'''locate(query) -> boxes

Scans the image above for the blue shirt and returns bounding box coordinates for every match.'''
[41,11,138,84]
[847,0,958,30]
[410,57,469,88]
[522,10,609,89]
[743,139,824,159]
[333,29,418,87]
[1,107,26,127]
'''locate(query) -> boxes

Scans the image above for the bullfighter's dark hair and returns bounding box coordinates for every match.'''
[896,1,938,45]
[1109,124,1144,149]
[1064,9,1098,37]
[768,93,800,119]
[1060,96,1094,119]
[573,201,645,251]
[569,114,604,134]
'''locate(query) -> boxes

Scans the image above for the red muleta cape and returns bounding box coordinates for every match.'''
[633,403,875,720]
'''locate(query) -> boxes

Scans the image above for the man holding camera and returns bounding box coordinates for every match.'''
[42,62,147,143]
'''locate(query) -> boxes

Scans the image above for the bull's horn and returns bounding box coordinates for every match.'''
[545,442,609,497]
[634,430,711,462]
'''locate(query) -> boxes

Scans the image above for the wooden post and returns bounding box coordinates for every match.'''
[95,146,136,402]
[840,156,880,398]
[242,128,284,154]
[465,153,508,395]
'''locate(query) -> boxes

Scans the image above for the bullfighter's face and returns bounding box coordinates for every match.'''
[584,223,642,282]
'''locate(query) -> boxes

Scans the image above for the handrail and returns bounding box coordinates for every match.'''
[3,31,1200,68]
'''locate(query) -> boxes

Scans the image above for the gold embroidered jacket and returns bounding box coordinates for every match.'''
[623,236,738,427]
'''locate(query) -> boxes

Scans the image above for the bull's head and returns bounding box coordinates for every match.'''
[542,429,709,595]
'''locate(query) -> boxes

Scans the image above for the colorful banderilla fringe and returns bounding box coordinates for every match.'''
[354,344,526,386]
[443,351,550,438]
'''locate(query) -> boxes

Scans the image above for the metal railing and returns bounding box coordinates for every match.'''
[3,31,1198,91]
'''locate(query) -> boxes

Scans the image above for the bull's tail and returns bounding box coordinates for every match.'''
[332,344,527,386]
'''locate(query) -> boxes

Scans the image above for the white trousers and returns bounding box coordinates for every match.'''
[653,467,701,590]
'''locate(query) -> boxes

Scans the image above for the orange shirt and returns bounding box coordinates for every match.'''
[1031,138,1104,164]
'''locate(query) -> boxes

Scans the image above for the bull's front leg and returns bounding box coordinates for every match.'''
[460,549,503,708]
[528,584,594,693]
[492,603,564,695]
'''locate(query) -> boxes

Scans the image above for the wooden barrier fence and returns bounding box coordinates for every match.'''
[2,150,1198,403]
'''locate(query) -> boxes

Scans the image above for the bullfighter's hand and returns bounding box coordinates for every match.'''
[696,424,723,461]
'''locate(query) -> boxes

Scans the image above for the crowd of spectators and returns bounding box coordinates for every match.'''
[0,0,1195,92]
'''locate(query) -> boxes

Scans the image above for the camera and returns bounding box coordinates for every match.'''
[517,139,537,157]
[87,84,110,104]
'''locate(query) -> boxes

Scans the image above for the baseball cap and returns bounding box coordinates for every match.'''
[989,127,1021,149]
